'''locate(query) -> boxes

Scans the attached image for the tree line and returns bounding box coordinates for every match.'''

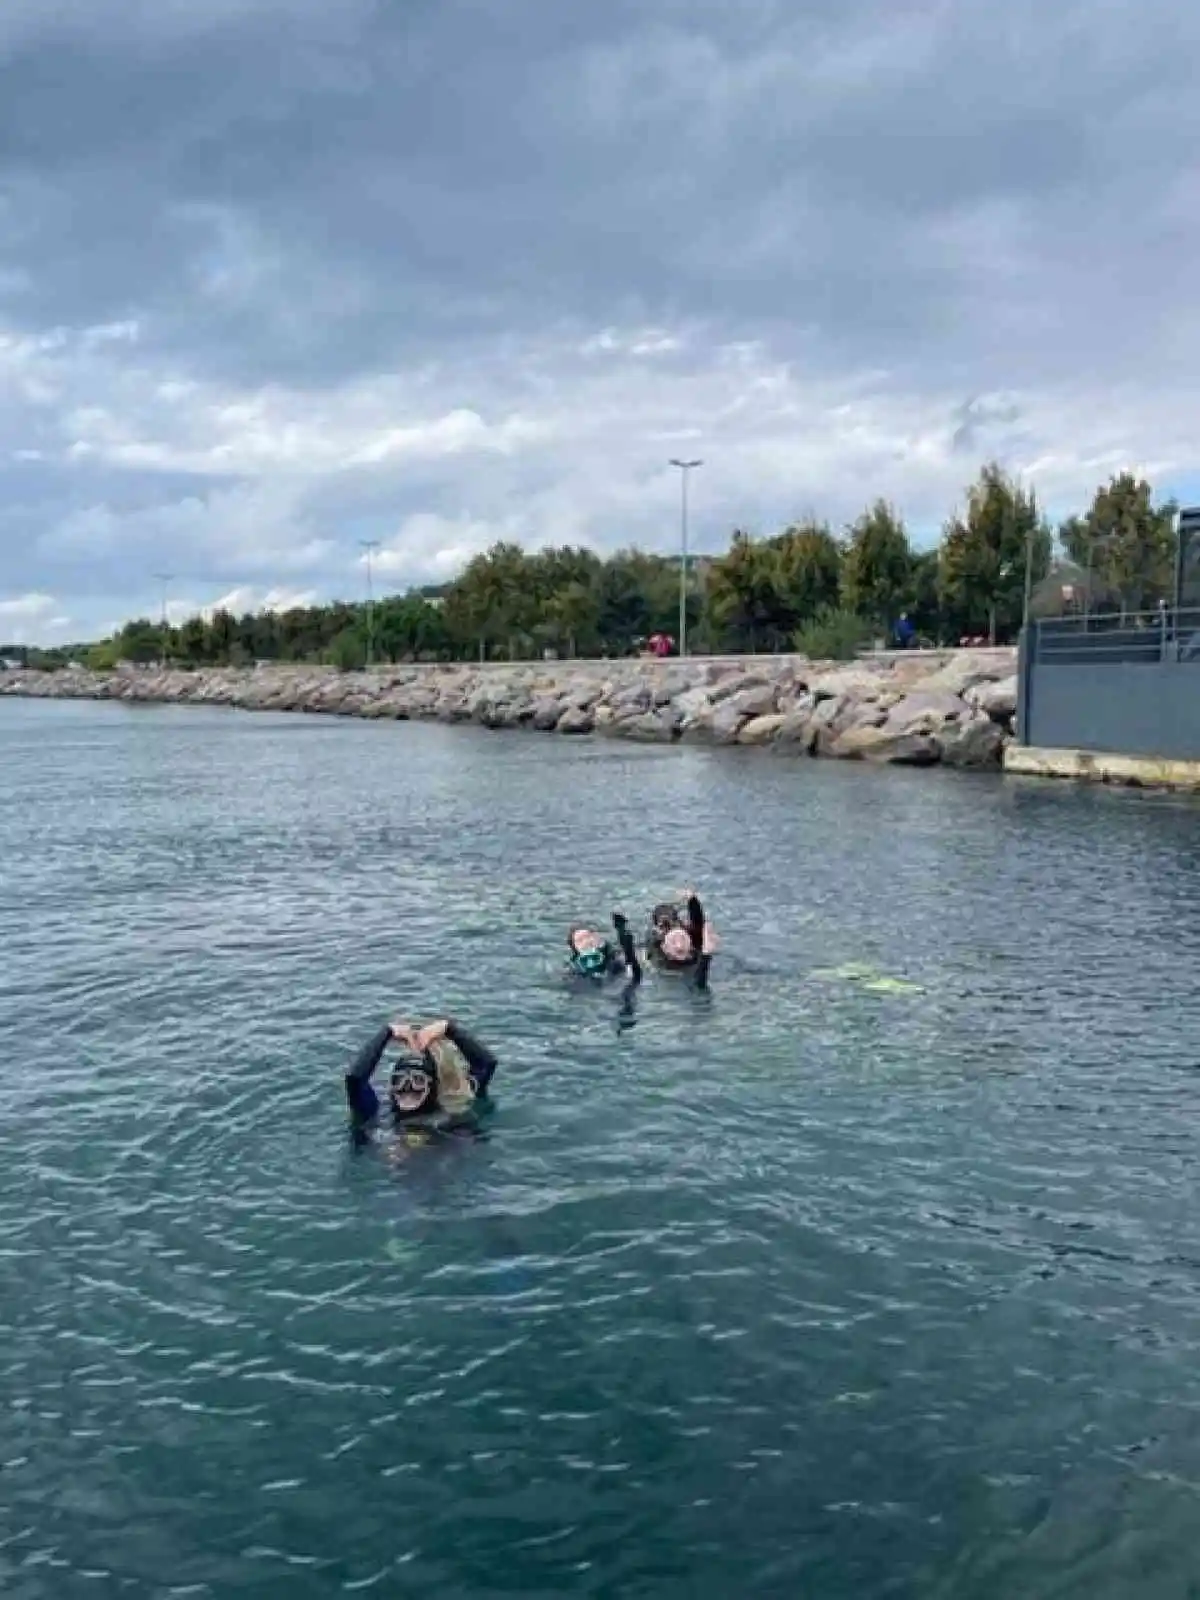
[6,465,1181,671]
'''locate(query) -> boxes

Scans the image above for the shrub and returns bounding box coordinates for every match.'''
[792,606,875,661]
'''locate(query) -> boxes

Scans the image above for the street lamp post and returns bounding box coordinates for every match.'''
[358,540,380,667]
[1022,511,1036,634]
[669,458,702,657]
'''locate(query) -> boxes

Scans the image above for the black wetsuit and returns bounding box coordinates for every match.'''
[645,895,712,990]
[344,1018,498,1127]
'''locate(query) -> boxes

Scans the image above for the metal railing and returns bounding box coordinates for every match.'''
[1030,605,1200,666]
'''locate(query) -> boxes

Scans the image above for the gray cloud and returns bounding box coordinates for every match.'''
[2,0,1200,640]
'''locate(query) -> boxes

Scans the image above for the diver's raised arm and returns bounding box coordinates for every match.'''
[412,1017,499,1092]
[444,1019,498,1087]
[684,892,705,952]
[345,1018,403,1119]
[613,911,641,984]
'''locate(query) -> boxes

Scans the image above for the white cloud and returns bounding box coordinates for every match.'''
[0,592,57,620]
[3,0,1200,642]
[203,584,320,617]
[23,315,1200,627]
[372,514,517,582]
[0,592,75,644]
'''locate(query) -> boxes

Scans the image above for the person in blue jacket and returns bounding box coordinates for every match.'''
[344,1015,498,1133]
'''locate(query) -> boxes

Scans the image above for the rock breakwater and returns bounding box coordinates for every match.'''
[0,650,1019,768]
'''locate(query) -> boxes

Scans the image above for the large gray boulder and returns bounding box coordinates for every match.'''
[709,671,773,705]
[531,694,566,731]
[830,723,943,765]
[918,651,1012,699]
[435,695,472,722]
[556,704,595,734]
[709,701,750,744]
[479,695,531,729]
[809,692,884,753]
[737,713,788,745]
[561,680,606,711]
[465,684,495,719]
[610,682,652,714]
[618,710,680,742]
[966,674,1018,722]
[671,685,713,723]
[727,682,779,719]
[772,706,817,755]
[651,670,699,706]
[884,691,967,736]
[939,713,1005,767]
[809,665,886,703]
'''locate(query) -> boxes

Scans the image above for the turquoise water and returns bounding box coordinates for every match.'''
[2,697,1200,1598]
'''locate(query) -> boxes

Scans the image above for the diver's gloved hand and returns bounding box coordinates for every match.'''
[611,911,628,934]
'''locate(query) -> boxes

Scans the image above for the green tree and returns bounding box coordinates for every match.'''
[540,581,598,657]
[770,521,843,640]
[178,615,210,664]
[938,463,1051,643]
[376,594,448,660]
[208,608,237,663]
[592,553,652,654]
[86,638,121,670]
[113,618,165,664]
[1058,473,1177,615]
[904,548,943,642]
[526,546,603,656]
[793,606,874,661]
[841,501,912,628]
[328,625,367,670]
[442,542,536,660]
[706,531,779,651]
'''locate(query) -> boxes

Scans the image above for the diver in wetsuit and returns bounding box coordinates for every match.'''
[344,1015,498,1133]
[567,911,643,1032]
[565,912,641,985]
[645,891,716,990]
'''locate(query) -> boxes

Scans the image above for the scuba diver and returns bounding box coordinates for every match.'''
[344,1015,498,1137]
[566,911,641,985]
[566,911,642,1032]
[645,890,717,990]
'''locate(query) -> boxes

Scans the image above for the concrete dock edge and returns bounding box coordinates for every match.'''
[1004,744,1200,791]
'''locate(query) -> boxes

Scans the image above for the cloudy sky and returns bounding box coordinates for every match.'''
[2,0,1199,643]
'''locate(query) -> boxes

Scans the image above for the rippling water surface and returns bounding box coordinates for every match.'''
[2,698,1200,1598]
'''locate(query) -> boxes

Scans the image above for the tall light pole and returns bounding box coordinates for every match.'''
[1022,511,1036,634]
[358,540,380,667]
[153,572,173,666]
[669,458,702,657]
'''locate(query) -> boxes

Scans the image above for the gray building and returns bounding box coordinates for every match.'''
[1017,507,1200,761]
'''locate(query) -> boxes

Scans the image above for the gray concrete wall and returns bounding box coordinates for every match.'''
[1023,659,1200,759]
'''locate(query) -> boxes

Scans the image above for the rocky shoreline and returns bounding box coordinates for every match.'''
[0,650,1018,767]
